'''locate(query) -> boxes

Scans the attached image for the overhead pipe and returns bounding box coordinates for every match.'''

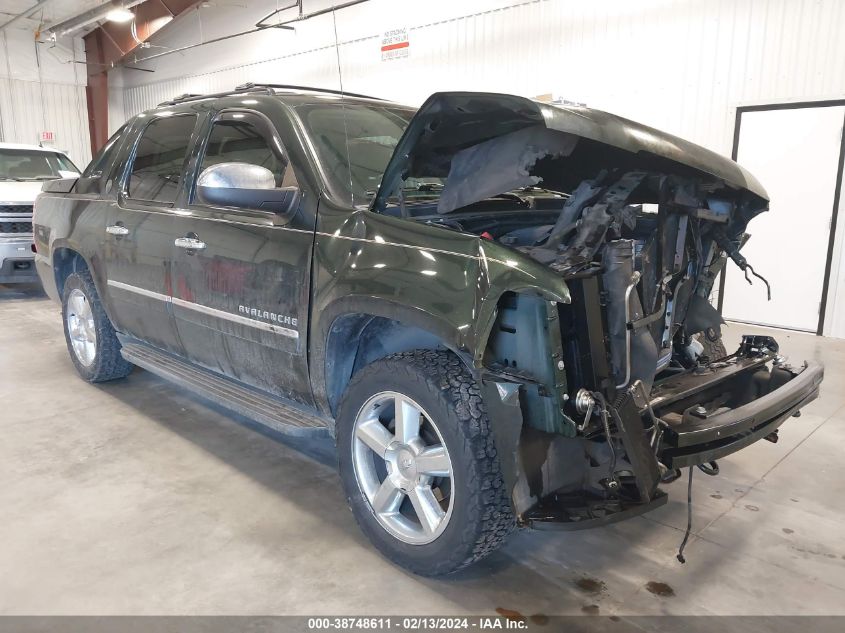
[256,0,371,29]
[41,0,147,39]
[121,0,371,66]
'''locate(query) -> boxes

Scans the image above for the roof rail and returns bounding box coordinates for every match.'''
[156,85,273,106]
[157,82,383,107]
[235,82,384,101]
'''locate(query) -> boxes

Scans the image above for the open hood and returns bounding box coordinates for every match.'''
[371,92,767,214]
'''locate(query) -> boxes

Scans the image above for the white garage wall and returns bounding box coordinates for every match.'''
[0,29,91,167]
[110,0,845,336]
[113,0,845,154]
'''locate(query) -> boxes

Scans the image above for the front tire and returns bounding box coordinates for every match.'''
[699,327,728,361]
[336,350,515,576]
[61,270,133,382]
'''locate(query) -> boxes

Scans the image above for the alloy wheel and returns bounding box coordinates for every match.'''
[66,288,97,367]
[351,391,454,545]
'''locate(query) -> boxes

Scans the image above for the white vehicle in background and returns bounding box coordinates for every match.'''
[0,143,80,285]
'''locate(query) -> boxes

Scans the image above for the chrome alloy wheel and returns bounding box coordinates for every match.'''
[351,391,455,545]
[66,288,97,367]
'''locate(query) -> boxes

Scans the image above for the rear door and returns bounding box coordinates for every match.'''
[169,108,316,406]
[102,112,201,355]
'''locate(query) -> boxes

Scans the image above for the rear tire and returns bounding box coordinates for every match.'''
[61,270,133,382]
[336,350,515,576]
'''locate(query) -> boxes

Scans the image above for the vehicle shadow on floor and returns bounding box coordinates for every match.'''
[90,365,761,618]
[0,283,46,300]
[90,367,610,597]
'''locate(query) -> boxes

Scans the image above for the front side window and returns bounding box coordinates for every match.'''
[197,113,296,190]
[0,149,79,182]
[127,114,197,204]
[294,102,415,205]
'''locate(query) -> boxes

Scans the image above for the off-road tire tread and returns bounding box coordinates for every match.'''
[699,329,728,361]
[341,349,515,575]
[62,270,133,382]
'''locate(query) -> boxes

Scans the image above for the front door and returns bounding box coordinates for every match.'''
[102,112,200,355]
[169,109,315,406]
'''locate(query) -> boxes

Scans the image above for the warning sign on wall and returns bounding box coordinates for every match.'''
[381,28,409,61]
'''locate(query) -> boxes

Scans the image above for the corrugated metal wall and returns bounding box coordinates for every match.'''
[0,79,90,167]
[0,31,90,167]
[117,0,845,156]
[113,0,845,337]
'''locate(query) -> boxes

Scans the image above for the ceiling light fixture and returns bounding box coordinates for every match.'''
[106,7,134,23]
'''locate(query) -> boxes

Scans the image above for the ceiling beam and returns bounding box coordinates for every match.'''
[0,0,54,33]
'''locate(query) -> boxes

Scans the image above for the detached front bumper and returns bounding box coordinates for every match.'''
[0,237,37,284]
[657,358,824,468]
[483,335,824,531]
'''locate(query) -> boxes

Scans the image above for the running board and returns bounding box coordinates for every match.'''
[120,342,331,437]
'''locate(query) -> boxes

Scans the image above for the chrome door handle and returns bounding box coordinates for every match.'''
[174,236,207,251]
[106,225,129,236]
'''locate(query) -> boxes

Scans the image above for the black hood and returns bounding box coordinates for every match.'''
[371,92,768,214]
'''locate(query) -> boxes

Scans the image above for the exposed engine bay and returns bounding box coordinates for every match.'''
[373,92,824,535]
[457,172,820,537]
[426,167,773,396]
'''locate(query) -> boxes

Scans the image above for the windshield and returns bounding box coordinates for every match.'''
[0,148,80,181]
[295,102,415,205]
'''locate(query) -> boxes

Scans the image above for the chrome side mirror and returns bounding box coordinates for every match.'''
[196,162,299,214]
[197,162,276,190]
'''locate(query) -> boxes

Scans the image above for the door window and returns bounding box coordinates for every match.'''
[127,114,197,204]
[83,124,126,179]
[197,113,297,191]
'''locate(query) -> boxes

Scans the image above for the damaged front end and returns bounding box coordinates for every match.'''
[372,92,825,532]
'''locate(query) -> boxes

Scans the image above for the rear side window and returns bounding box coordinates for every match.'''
[198,113,296,189]
[127,114,197,204]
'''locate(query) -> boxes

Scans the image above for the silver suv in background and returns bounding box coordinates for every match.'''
[0,143,80,285]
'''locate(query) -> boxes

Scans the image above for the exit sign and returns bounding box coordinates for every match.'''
[39,131,55,143]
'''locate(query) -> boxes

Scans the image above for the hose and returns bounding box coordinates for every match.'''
[676,461,719,564]
[592,392,618,490]
[677,467,694,564]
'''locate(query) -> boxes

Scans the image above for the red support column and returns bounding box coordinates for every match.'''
[84,30,109,155]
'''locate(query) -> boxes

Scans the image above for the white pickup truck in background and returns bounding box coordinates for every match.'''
[0,143,80,285]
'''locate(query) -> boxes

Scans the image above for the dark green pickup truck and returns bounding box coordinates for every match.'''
[33,84,823,575]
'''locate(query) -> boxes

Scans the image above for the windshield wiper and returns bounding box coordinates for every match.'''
[519,186,568,197]
[401,182,444,193]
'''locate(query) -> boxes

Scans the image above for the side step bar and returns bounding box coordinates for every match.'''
[120,342,331,437]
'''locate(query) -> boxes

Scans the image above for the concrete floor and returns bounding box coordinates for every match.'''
[1,282,844,617]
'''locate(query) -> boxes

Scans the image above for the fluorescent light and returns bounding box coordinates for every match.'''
[106,8,134,23]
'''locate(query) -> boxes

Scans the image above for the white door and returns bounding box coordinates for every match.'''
[824,166,845,339]
[722,105,845,332]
